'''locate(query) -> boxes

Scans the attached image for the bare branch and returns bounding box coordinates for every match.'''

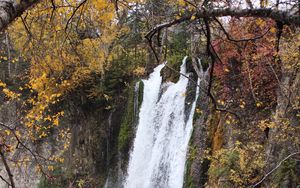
[0,174,11,187]
[0,122,51,178]
[251,151,300,187]
[214,18,271,42]
[0,149,15,188]
[65,0,87,32]
[145,7,300,42]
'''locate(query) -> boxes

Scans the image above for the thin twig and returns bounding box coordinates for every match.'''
[214,18,271,42]
[0,122,51,178]
[65,0,87,32]
[0,149,15,188]
[250,151,300,187]
[0,174,11,187]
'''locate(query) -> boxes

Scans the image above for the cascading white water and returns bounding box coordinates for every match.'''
[125,57,200,188]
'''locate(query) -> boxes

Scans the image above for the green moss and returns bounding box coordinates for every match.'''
[138,81,144,110]
[161,54,183,83]
[118,80,137,152]
[184,142,198,188]
[272,158,299,186]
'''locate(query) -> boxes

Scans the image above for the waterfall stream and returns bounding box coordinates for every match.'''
[125,57,200,188]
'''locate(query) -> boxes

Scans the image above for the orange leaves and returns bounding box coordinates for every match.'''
[255,18,265,28]
[270,27,276,33]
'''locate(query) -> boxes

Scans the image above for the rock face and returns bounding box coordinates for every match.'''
[183,60,212,188]
[0,82,129,188]
[59,82,138,188]
[0,101,59,187]
[0,101,37,188]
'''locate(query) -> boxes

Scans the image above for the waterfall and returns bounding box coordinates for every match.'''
[125,57,200,188]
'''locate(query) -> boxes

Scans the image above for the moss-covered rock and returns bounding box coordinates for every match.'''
[118,81,137,153]
[161,54,183,83]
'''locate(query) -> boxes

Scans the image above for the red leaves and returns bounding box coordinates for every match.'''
[213,17,279,108]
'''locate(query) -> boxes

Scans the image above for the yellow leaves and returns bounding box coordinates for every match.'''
[178,0,186,6]
[77,179,86,188]
[92,0,113,11]
[103,94,112,101]
[0,80,20,100]
[47,165,54,171]
[63,142,69,150]
[133,67,146,76]
[235,140,242,146]
[238,149,246,170]
[208,141,266,186]
[8,1,119,129]
[39,131,47,138]
[280,32,300,70]
[229,169,243,185]
[255,101,263,107]
[5,130,11,136]
[217,99,225,106]
[196,108,202,114]
[5,1,120,139]
[2,88,9,93]
[239,101,245,109]
[15,130,21,138]
[190,15,196,21]
[257,119,276,131]
[5,145,13,152]
[44,116,52,121]
[0,0,119,174]
[225,114,236,125]
[50,156,65,163]
[255,18,265,28]
[53,117,59,126]
[0,81,6,87]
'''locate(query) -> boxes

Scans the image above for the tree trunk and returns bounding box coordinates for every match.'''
[0,0,39,32]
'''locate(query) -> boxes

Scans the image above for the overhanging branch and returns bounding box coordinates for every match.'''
[145,7,300,41]
[0,0,39,32]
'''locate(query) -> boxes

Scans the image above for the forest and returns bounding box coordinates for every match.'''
[0,0,299,187]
